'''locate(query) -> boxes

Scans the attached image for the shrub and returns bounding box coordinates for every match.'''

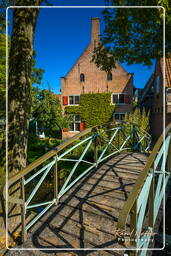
[124,108,150,132]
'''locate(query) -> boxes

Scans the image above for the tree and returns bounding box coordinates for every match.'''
[0,0,11,33]
[0,34,44,121]
[0,34,6,119]
[0,28,44,185]
[8,1,41,176]
[0,2,47,246]
[32,88,71,137]
[0,1,42,240]
[31,50,44,85]
[92,0,171,71]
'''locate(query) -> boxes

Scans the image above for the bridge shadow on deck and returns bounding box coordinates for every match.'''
[23,152,147,256]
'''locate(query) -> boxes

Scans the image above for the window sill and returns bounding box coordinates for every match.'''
[68,104,80,106]
[67,131,80,133]
[111,103,130,105]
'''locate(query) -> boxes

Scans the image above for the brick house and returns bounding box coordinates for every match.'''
[139,57,171,140]
[61,18,134,138]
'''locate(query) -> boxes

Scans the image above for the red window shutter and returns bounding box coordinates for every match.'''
[124,94,131,104]
[80,122,85,131]
[63,96,68,105]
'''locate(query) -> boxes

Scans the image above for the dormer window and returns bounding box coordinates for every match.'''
[80,73,85,82]
[107,72,112,81]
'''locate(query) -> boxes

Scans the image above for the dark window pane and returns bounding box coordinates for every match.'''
[70,123,74,131]
[119,94,124,104]
[107,72,112,81]
[69,96,74,105]
[80,73,85,82]
[75,123,80,131]
[113,94,118,104]
[75,114,81,122]
[75,96,80,104]
[114,114,119,120]
[120,114,125,120]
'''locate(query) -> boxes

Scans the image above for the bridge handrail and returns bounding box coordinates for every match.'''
[3,120,152,243]
[117,122,171,244]
[4,126,92,205]
[4,120,149,205]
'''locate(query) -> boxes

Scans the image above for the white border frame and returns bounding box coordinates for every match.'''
[5,5,165,252]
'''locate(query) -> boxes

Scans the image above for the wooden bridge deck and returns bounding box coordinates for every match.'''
[7,152,148,256]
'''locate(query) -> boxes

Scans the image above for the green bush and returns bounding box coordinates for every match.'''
[124,108,150,132]
[27,135,62,163]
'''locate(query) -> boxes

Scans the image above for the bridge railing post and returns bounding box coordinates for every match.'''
[130,200,137,248]
[129,250,137,256]
[148,166,154,228]
[117,127,120,150]
[94,133,98,168]
[132,124,136,151]
[54,154,58,205]
[21,177,27,243]
[167,134,171,173]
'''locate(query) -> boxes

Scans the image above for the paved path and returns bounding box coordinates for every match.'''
[7,152,148,256]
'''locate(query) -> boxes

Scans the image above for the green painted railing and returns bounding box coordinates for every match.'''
[3,121,151,245]
[117,123,171,255]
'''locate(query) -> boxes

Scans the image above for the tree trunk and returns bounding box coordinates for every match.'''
[3,0,41,243]
[8,1,40,174]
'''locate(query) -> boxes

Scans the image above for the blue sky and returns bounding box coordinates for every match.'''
[8,0,155,93]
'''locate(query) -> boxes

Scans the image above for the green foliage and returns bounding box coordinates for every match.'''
[31,50,44,85]
[32,88,71,136]
[0,13,5,34]
[0,0,12,33]
[0,34,6,83]
[66,93,115,128]
[133,99,138,108]
[0,33,44,119]
[93,0,171,71]
[27,136,61,163]
[125,108,150,132]
[0,34,8,119]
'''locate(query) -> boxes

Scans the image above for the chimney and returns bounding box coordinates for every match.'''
[91,17,100,44]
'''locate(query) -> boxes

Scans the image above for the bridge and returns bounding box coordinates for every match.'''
[4,121,171,256]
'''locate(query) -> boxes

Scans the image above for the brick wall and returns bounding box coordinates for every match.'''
[61,18,134,138]
[142,60,171,140]
[149,61,164,140]
[61,44,133,97]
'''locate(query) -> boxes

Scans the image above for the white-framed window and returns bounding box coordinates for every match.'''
[112,93,131,105]
[113,112,126,121]
[70,114,81,131]
[69,95,80,105]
